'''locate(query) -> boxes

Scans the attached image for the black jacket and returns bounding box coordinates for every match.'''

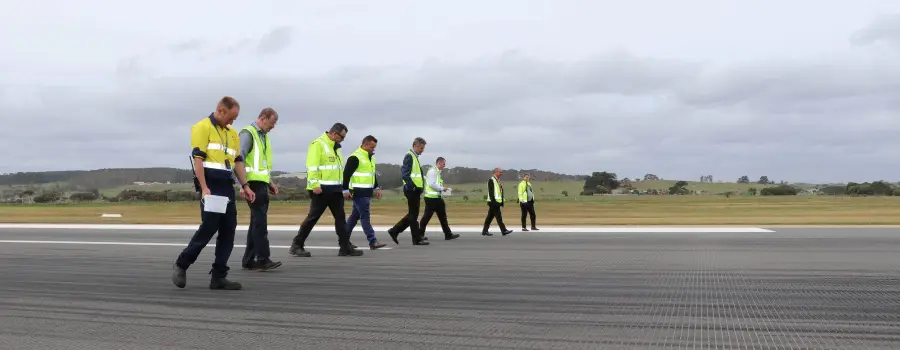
[487,177,504,206]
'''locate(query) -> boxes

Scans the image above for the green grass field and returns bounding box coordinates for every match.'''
[4,189,900,226]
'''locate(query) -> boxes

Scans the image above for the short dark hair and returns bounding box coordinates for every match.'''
[329,122,348,134]
[362,135,378,145]
[436,157,445,163]
[412,137,426,146]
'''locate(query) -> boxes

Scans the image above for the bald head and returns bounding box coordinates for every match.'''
[492,167,503,178]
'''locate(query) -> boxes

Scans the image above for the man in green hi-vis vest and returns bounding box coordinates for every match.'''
[387,137,430,246]
[517,173,539,232]
[238,108,282,272]
[289,122,364,258]
[482,167,513,236]
[342,135,388,250]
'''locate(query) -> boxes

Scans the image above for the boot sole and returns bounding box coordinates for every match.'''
[258,262,283,271]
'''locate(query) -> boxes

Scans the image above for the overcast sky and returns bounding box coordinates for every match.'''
[2,0,899,183]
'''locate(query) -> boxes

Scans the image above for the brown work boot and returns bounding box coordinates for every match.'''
[369,242,387,250]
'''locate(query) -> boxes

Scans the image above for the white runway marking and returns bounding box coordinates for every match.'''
[0,224,776,233]
[0,240,388,250]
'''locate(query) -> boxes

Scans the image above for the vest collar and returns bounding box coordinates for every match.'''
[319,132,339,149]
[251,121,266,135]
[355,147,373,157]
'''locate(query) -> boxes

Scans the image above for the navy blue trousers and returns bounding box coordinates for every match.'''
[175,197,237,278]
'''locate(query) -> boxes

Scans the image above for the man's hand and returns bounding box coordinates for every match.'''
[312,187,323,195]
[442,187,451,192]
[375,189,383,199]
[202,187,211,197]
[241,186,256,203]
[269,183,279,195]
[343,190,352,199]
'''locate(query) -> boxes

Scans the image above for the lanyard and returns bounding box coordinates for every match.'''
[210,119,228,154]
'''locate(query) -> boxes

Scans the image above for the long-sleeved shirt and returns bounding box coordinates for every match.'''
[342,152,379,197]
[400,150,424,191]
[306,134,343,193]
[425,167,443,193]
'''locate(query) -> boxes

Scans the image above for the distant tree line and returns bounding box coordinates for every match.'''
[575,171,900,197]
[0,165,583,204]
[0,166,582,192]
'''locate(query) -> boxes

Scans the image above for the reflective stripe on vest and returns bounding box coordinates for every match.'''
[349,147,376,189]
[243,125,272,183]
[487,176,503,203]
[424,168,443,198]
[403,150,424,188]
[204,142,238,173]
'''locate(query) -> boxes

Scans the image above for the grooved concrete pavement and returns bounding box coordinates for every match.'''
[0,227,898,349]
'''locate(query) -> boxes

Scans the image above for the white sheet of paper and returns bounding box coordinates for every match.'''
[444,188,452,196]
[202,195,230,214]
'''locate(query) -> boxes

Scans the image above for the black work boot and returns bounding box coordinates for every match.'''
[209,271,242,290]
[289,242,311,257]
[242,260,258,270]
[256,259,282,271]
[338,246,364,256]
[387,229,400,244]
[172,263,186,288]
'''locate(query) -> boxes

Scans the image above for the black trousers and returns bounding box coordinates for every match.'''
[482,202,508,233]
[420,197,452,236]
[242,181,271,264]
[292,191,350,250]
[389,188,423,242]
[175,196,238,278]
[520,200,536,228]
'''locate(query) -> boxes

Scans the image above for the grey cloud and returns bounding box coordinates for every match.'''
[8,39,900,182]
[851,14,900,47]
[169,38,205,53]
[256,26,293,55]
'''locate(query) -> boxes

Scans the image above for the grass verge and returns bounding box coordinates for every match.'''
[2,196,900,226]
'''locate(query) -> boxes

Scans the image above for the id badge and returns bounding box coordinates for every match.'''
[225,159,232,170]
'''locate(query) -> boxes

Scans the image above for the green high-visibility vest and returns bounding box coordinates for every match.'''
[423,167,443,198]
[487,176,503,204]
[348,147,376,190]
[517,180,531,202]
[306,133,343,190]
[242,125,273,183]
[403,150,424,188]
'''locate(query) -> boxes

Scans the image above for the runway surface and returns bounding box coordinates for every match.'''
[0,226,899,349]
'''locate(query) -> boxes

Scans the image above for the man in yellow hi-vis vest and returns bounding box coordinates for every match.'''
[387,137,430,245]
[343,135,388,250]
[239,108,282,271]
[482,167,512,236]
[517,173,539,231]
[173,96,255,291]
[289,122,364,257]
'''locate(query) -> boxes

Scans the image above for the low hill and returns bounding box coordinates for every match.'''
[0,165,585,192]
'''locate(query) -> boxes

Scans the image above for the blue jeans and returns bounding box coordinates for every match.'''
[346,196,377,245]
